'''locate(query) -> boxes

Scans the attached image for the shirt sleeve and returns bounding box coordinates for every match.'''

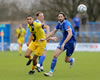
[64,22,71,31]
[23,28,26,34]
[56,22,60,29]
[16,29,18,34]
[35,22,42,28]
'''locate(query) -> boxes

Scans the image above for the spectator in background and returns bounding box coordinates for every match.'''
[73,14,80,36]
[81,13,88,32]
[16,24,26,56]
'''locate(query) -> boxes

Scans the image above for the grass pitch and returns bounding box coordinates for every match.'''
[0,51,100,80]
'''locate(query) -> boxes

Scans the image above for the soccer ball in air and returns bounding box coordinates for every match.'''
[77,4,87,13]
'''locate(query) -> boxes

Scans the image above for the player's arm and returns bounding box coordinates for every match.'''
[47,37,58,41]
[39,23,50,35]
[16,32,18,38]
[27,35,33,46]
[23,29,26,37]
[16,29,19,39]
[43,24,50,42]
[46,29,58,39]
[43,24,50,35]
[40,29,58,41]
[43,24,57,41]
[61,28,72,50]
[63,29,72,44]
[17,30,21,39]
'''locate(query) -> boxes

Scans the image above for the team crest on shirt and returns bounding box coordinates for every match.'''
[67,26,70,29]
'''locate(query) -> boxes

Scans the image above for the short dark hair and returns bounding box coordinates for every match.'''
[57,12,66,19]
[36,11,43,17]
[26,15,33,18]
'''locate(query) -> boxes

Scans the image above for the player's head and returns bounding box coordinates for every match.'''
[36,11,44,22]
[57,12,66,22]
[26,15,34,25]
[19,24,22,29]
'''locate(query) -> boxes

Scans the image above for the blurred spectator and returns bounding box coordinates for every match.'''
[81,13,88,32]
[16,24,26,56]
[73,14,80,36]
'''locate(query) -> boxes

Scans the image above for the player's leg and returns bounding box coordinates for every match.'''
[74,27,77,32]
[17,39,22,56]
[24,48,35,74]
[40,50,46,71]
[35,41,46,72]
[36,51,46,72]
[50,48,63,72]
[65,56,75,68]
[37,50,47,72]
[77,27,80,36]
[32,55,38,70]
[28,54,38,75]
[18,43,22,56]
[24,48,33,65]
[25,41,35,66]
[65,43,75,68]
[25,48,35,75]
[19,38,25,55]
[24,48,32,58]
[44,48,63,76]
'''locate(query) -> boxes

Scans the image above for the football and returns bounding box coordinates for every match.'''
[77,4,87,13]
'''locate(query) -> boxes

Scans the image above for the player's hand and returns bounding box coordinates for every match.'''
[50,37,58,41]
[61,44,65,51]
[27,42,30,46]
[39,38,46,42]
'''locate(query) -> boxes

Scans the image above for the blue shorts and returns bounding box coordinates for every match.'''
[57,42,76,56]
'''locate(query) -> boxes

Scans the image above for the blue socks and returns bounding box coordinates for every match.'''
[50,57,57,72]
[69,58,73,63]
[38,55,45,66]
[49,57,73,72]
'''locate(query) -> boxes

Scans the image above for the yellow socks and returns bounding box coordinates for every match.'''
[29,56,33,60]
[32,65,36,70]
[19,46,22,55]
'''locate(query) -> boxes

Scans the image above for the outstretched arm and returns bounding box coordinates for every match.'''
[43,24,50,35]
[27,35,33,46]
[47,37,58,41]
[40,29,58,41]
[61,29,72,50]
[46,29,58,40]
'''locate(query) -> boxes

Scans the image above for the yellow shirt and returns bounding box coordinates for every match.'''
[16,27,26,39]
[27,20,46,42]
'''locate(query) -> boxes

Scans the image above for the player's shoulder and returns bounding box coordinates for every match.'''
[34,20,41,24]
[22,27,26,31]
[56,21,60,26]
[16,28,19,31]
[34,20,42,27]
[65,20,71,25]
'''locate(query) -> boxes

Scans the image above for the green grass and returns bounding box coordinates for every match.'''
[0,51,100,80]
